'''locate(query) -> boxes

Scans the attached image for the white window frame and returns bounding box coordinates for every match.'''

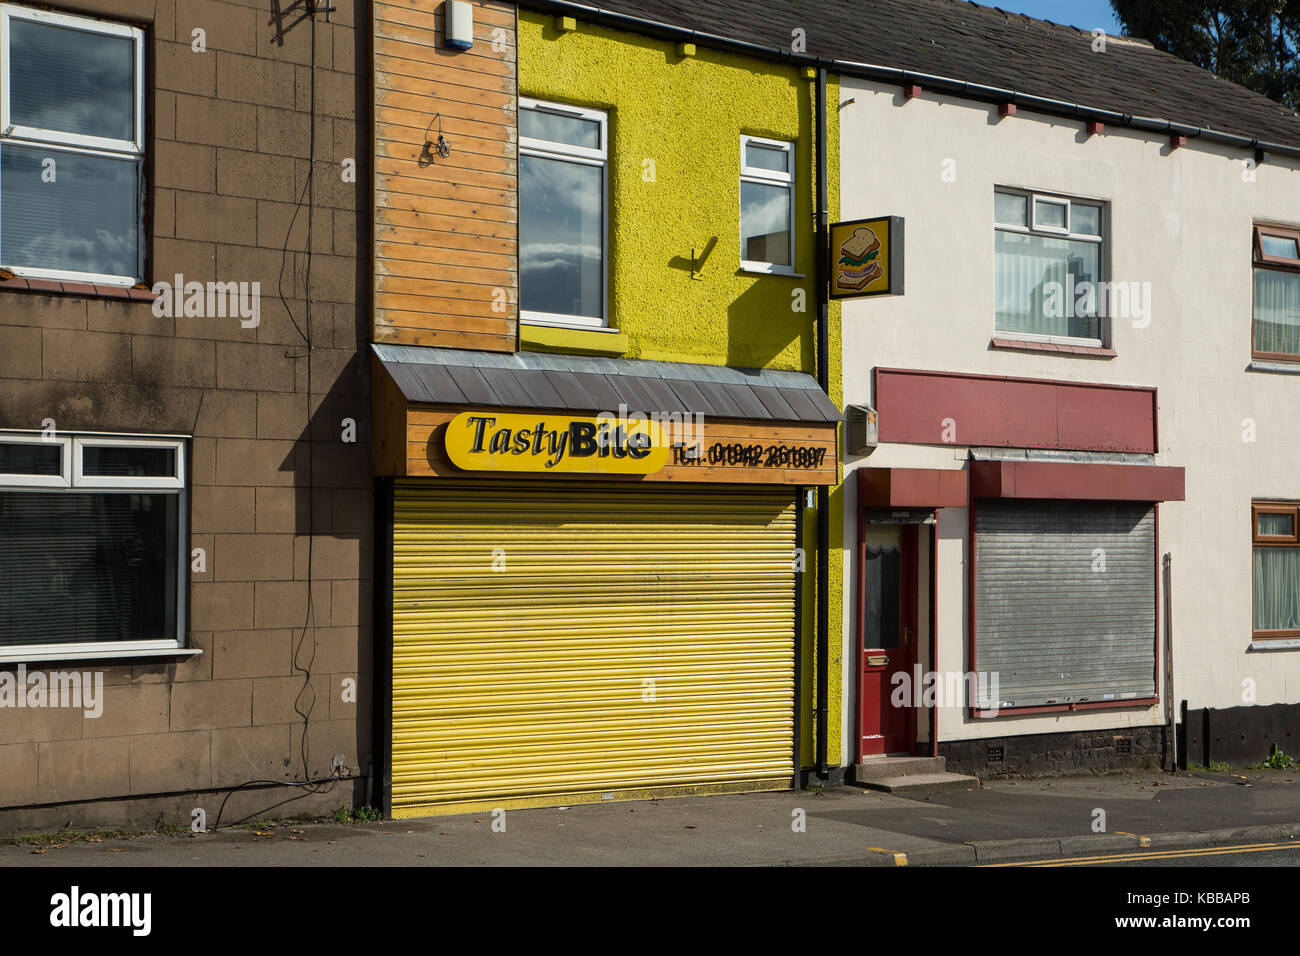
[1031,195,1071,234]
[994,187,1106,348]
[73,435,186,489]
[0,432,71,487]
[519,97,608,329]
[739,135,796,275]
[0,3,145,286]
[0,430,190,661]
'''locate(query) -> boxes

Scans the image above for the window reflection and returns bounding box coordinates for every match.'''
[0,144,139,278]
[10,20,134,142]
[741,181,791,266]
[520,154,603,319]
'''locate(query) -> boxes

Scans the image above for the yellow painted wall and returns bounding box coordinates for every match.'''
[519,11,843,770]
[520,13,818,370]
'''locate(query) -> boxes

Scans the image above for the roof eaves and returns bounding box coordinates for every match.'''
[518,0,1300,161]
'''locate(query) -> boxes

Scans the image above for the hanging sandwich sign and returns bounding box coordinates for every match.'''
[444,411,672,475]
[829,216,904,298]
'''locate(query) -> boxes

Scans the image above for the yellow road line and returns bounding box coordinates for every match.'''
[984,841,1282,867]
[1113,830,1152,847]
[866,846,909,866]
[1033,844,1295,867]
[981,841,1296,867]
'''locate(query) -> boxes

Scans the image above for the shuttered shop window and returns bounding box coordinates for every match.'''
[975,499,1156,709]
[390,481,798,814]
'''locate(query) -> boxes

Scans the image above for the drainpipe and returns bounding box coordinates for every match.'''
[1163,552,1175,771]
[814,67,831,779]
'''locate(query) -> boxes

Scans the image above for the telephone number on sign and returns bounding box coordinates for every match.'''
[673,443,828,468]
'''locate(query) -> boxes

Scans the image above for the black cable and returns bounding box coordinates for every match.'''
[211,772,343,831]
[208,7,334,831]
[291,2,320,788]
[276,171,313,349]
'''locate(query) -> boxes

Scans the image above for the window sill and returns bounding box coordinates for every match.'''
[1247,360,1300,375]
[0,644,202,664]
[1249,638,1300,651]
[0,273,157,302]
[738,265,805,278]
[972,696,1157,717]
[521,322,628,357]
[990,336,1116,357]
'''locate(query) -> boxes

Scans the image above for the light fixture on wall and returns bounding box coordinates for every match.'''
[419,113,452,167]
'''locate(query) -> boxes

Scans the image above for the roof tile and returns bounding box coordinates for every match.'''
[576,0,1300,148]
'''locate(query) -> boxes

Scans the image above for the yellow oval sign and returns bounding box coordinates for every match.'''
[444,412,671,475]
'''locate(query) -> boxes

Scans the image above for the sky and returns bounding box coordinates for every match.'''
[984,0,1123,35]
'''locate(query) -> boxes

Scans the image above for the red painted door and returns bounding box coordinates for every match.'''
[858,524,918,758]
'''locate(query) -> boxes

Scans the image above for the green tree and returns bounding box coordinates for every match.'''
[1111,0,1300,109]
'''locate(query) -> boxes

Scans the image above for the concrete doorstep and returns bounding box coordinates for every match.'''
[850,756,981,794]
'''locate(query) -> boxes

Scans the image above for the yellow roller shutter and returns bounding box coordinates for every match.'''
[390,479,797,817]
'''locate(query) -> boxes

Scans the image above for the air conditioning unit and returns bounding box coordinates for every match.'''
[845,404,878,456]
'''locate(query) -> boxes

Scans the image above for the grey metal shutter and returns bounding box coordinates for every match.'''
[975,499,1156,709]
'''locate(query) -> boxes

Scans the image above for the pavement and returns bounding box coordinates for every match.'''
[2,768,1299,867]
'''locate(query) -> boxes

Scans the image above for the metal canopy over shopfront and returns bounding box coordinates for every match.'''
[372,344,843,426]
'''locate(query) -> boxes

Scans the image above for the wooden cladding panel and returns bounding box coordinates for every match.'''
[373,323,516,353]
[387,406,839,486]
[375,241,515,272]
[376,206,516,240]
[372,356,410,477]
[374,0,518,352]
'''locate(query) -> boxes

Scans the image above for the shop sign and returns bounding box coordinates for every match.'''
[444,412,671,475]
[829,216,904,298]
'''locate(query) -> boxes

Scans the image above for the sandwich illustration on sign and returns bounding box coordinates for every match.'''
[836,226,883,291]
[828,216,902,298]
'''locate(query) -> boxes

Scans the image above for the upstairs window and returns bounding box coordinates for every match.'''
[994,188,1105,344]
[0,432,186,660]
[519,98,607,328]
[740,135,794,273]
[1253,224,1300,360]
[1253,501,1300,640]
[0,4,145,286]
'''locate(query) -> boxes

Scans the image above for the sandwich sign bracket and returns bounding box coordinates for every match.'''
[830,216,904,299]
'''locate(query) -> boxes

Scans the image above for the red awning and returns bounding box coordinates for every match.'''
[857,467,968,508]
[970,459,1185,502]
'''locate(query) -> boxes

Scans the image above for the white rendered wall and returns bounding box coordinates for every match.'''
[837,77,1300,763]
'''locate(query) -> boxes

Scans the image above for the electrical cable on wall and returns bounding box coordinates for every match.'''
[211,4,345,829]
